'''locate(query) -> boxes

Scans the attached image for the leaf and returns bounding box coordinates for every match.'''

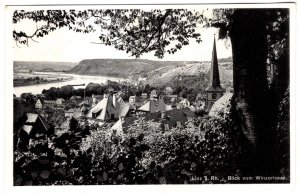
[14,175,23,185]
[103,171,108,181]
[30,171,39,179]
[159,177,166,184]
[39,170,50,179]
[57,167,67,176]
[118,162,124,171]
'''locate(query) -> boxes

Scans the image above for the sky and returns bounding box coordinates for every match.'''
[13,11,232,63]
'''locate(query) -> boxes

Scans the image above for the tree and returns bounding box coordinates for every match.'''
[13,9,204,58]
[210,9,289,176]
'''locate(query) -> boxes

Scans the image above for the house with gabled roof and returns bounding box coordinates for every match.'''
[43,100,56,108]
[92,94,102,105]
[165,86,173,95]
[137,97,166,114]
[35,99,43,109]
[85,94,118,121]
[141,93,148,99]
[84,93,130,122]
[56,98,65,105]
[129,96,137,105]
[18,113,54,151]
[178,98,191,109]
[150,89,158,100]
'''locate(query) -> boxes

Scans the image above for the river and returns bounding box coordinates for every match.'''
[13,72,126,97]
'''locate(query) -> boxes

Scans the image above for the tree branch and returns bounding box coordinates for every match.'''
[137,9,172,56]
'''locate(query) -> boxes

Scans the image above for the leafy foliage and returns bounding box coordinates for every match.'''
[276,87,289,181]
[13,9,206,58]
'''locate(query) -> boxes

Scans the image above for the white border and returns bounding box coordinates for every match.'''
[1,1,298,195]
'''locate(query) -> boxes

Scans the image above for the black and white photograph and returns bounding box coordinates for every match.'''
[1,1,297,191]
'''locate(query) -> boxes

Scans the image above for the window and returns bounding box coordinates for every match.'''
[212,92,217,99]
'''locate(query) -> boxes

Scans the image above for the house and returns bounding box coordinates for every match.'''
[165,87,173,95]
[35,99,43,109]
[119,103,131,118]
[43,100,56,108]
[117,90,125,98]
[164,94,178,104]
[150,90,158,100]
[165,104,173,111]
[17,113,53,151]
[205,36,225,112]
[194,100,206,110]
[129,96,137,105]
[56,98,65,106]
[79,98,92,107]
[196,93,205,101]
[92,94,102,105]
[65,108,82,119]
[85,93,131,122]
[141,93,148,99]
[111,107,196,133]
[138,77,147,82]
[117,97,125,104]
[65,108,75,118]
[107,86,115,93]
[69,95,82,102]
[179,98,190,108]
[85,94,119,121]
[138,97,166,114]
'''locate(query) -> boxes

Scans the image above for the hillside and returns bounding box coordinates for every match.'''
[146,59,233,90]
[68,59,193,77]
[68,57,233,92]
[14,61,78,72]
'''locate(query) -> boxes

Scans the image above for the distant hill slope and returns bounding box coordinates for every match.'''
[14,61,78,72]
[68,59,194,77]
[146,58,233,90]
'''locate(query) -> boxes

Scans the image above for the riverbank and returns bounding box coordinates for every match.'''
[14,77,74,87]
[13,71,74,87]
[13,73,125,97]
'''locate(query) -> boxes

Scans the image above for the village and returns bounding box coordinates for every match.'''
[13,36,231,155]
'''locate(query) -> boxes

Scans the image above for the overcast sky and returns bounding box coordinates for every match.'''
[13,11,232,62]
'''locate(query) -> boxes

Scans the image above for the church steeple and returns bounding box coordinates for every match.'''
[209,35,221,88]
[205,35,225,112]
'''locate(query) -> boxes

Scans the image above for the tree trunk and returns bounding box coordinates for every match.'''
[229,9,277,176]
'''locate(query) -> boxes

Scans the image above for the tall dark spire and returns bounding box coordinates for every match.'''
[209,35,221,88]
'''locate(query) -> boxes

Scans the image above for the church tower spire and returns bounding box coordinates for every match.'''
[209,34,221,88]
[205,35,225,112]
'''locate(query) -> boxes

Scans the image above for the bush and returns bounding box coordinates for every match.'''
[14,104,242,185]
[79,108,240,184]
